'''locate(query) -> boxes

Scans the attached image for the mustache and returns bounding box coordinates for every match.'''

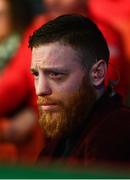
[37,96,63,106]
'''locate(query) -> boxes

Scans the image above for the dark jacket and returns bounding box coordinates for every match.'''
[38,90,130,165]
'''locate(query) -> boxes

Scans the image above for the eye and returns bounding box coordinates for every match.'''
[31,70,39,78]
[49,72,65,79]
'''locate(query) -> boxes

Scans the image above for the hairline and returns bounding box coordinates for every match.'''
[31,40,96,73]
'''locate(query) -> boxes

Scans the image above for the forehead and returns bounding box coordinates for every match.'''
[31,42,81,69]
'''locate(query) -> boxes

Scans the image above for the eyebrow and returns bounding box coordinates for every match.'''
[30,68,38,74]
[30,67,69,74]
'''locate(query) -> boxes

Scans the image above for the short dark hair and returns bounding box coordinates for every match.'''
[29,14,109,70]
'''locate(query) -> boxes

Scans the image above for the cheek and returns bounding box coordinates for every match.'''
[62,73,85,93]
[34,79,37,89]
[60,82,79,94]
[53,76,84,98]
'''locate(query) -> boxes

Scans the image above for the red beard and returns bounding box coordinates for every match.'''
[38,77,96,139]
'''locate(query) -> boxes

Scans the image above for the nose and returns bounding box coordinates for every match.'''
[35,74,52,97]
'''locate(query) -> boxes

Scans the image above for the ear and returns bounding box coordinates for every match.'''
[90,59,107,87]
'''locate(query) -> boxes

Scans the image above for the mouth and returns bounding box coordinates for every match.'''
[40,104,59,111]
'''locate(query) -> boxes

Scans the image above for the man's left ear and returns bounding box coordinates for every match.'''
[90,59,107,87]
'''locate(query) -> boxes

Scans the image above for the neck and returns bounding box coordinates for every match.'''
[96,85,105,100]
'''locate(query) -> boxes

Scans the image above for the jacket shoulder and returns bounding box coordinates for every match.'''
[76,105,130,162]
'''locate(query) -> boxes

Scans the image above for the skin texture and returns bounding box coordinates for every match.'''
[31,42,100,139]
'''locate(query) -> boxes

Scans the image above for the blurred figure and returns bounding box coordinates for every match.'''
[28,0,44,17]
[0,0,33,40]
[0,0,43,164]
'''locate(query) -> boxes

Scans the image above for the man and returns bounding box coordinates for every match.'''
[29,15,130,165]
[0,0,129,164]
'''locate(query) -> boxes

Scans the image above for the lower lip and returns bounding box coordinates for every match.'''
[41,105,59,111]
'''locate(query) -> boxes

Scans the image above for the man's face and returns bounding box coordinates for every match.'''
[31,42,96,139]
